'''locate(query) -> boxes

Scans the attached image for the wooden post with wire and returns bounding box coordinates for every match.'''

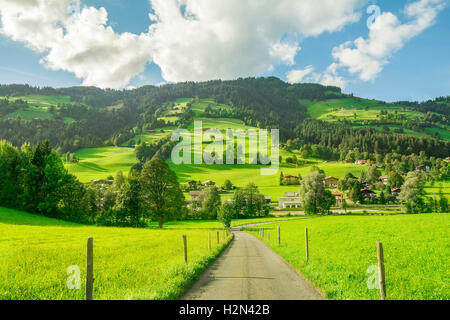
[208,232,211,251]
[376,242,386,300]
[217,231,219,244]
[305,228,309,262]
[277,226,280,246]
[86,237,94,300]
[183,235,188,263]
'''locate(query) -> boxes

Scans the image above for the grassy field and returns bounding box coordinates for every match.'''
[302,97,448,140]
[1,95,73,121]
[0,207,232,300]
[170,160,365,201]
[245,214,449,300]
[65,147,137,182]
[303,98,419,121]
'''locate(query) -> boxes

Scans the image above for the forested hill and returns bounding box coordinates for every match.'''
[0,78,448,158]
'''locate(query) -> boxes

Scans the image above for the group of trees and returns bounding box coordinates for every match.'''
[299,172,335,214]
[189,183,270,221]
[293,119,449,159]
[0,139,186,227]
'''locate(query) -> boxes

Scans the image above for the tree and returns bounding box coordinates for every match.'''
[139,158,185,228]
[299,172,330,214]
[0,140,21,208]
[115,178,144,227]
[199,186,222,219]
[218,202,234,228]
[399,171,426,214]
[232,183,265,217]
[438,187,448,213]
[222,179,233,191]
[114,170,126,188]
[348,180,363,204]
[363,165,382,185]
[388,170,404,189]
[379,191,386,205]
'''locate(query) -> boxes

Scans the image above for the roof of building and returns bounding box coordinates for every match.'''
[284,192,299,197]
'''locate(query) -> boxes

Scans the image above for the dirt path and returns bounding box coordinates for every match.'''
[181,229,324,300]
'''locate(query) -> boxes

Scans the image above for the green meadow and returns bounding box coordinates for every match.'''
[245,213,450,300]
[65,147,137,182]
[1,95,74,121]
[302,97,448,141]
[0,206,233,300]
[303,98,419,121]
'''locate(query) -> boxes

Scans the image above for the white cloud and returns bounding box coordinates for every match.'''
[330,0,446,82]
[0,0,153,89]
[286,66,315,84]
[286,63,347,88]
[0,0,367,87]
[147,0,365,83]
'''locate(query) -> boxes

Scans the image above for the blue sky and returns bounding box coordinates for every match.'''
[0,0,448,102]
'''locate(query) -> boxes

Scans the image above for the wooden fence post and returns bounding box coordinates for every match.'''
[305,228,309,263]
[217,231,219,244]
[223,228,225,240]
[376,242,386,300]
[183,235,188,263]
[86,237,94,301]
[277,226,280,246]
[208,232,211,251]
[262,228,264,238]
[268,231,270,241]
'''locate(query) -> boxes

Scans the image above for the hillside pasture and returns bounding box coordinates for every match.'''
[304,98,420,122]
[1,95,73,121]
[65,147,137,182]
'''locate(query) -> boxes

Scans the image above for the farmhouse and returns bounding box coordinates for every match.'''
[360,189,376,201]
[92,179,114,186]
[379,175,388,185]
[278,192,301,209]
[333,192,345,206]
[264,196,273,204]
[391,188,401,199]
[355,160,368,165]
[189,191,203,202]
[324,176,339,188]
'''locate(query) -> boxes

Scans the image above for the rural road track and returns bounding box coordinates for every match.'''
[181,225,324,300]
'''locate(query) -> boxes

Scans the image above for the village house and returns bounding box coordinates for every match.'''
[333,192,345,206]
[360,188,377,201]
[355,160,368,165]
[391,188,401,199]
[324,176,339,188]
[446,157,450,161]
[278,192,301,209]
[92,179,114,186]
[416,165,430,173]
[189,191,203,202]
[379,175,388,185]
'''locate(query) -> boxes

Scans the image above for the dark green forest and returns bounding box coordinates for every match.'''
[0,78,448,158]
